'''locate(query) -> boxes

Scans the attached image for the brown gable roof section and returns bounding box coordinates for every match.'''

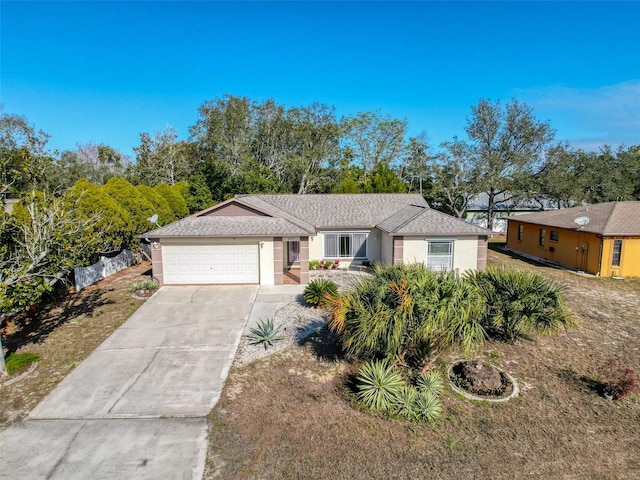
[200,200,268,217]
[512,201,640,236]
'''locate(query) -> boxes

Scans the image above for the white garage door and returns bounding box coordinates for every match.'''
[162,242,260,284]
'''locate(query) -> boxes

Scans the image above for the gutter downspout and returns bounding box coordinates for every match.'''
[596,235,603,277]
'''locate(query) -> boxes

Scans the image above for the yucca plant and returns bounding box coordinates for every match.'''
[415,390,442,423]
[467,267,575,340]
[303,279,338,307]
[248,317,284,350]
[393,385,420,420]
[131,279,159,293]
[416,371,444,396]
[356,359,405,413]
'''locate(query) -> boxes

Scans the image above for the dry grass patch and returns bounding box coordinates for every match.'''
[0,261,153,428]
[206,248,640,479]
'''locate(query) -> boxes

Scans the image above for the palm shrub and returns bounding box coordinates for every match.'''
[356,359,405,413]
[303,279,338,307]
[326,264,486,366]
[466,267,575,341]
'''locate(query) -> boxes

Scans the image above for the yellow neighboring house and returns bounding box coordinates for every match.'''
[506,201,640,277]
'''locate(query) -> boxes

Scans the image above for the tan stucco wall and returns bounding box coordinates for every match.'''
[402,237,427,264]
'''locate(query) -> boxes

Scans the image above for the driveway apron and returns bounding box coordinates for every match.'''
[0,285,258,479]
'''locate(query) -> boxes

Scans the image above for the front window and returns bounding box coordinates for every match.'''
[612,240,622,266]
[517,224,523,241]
[539,229,546,247]
[324,232,367,258]
[427,241,453,271]
[288,241,300,263]
[550,231,559,241]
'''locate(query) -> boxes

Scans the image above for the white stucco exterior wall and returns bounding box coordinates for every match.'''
[381,232,394,265]
[402,236,479,272]
[451,237,479,272]
[259,238,275,285]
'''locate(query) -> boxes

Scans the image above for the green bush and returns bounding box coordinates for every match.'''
[326,264,486,366]
[309,259,321,270]
[137,185,176,225]
[466,267,575,341]
[155,183,189,218]
[131,279,159,293]
[303,279,338,307]
[5,352,39,376]
[356,359,404,413]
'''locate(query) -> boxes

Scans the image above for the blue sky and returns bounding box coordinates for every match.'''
[2,1,640,158]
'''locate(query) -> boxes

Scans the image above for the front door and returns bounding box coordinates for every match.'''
[288,241,300,265]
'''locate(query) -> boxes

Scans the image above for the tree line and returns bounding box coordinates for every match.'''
[1,95,639,315]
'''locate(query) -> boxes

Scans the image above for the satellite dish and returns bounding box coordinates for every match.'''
[147,214,160,228]
[574,216,590,227]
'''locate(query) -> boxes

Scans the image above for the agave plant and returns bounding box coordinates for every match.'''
[393,385,420,420]
[415,390,442,423]
[303,279,338,307]
[356,359,405,413]
[248,317,284,350]
[416,371,444,396]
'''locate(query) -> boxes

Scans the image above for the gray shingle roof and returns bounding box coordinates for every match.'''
[143,216,312,238]
[248,193,428,228]
[510,201,640,236]
[143,193,492,238]
[385,207,493,236]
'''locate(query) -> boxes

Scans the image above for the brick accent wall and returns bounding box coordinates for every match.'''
[477,236,488,270]
[299,237,310,284]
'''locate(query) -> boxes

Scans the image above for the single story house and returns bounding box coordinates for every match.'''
[506,201,640,277]
[143,193,491,286]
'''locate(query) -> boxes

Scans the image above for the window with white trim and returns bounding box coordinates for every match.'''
[426,240,454,271]
[612,239,622,266]
[324,232,368,258]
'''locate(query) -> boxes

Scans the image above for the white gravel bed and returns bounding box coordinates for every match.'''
[234,301,326,366]
[234,269,371,366]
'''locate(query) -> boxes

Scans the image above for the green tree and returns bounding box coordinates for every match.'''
[0,112,52,197]
[427,139,476,218]
[154,183,189,219]
[63,179,132,251]
[362,162,406,193]
[103,177,155,239]
[175,175,213,214]
[340,111,408,173]
[130,127,190,186]
[461,99,555,230]
[137,185,176,225]
[534,144,585,208]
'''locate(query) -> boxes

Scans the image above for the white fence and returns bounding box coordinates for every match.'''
[74,249,137,291]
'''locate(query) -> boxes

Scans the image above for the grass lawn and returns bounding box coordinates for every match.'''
[205,247,640,479]
[0,261,153,428]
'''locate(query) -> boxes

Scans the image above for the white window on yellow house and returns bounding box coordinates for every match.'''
[426,240,454,271]
[612,239,622,266]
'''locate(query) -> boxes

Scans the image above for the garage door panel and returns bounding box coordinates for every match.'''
[163,243,260,285]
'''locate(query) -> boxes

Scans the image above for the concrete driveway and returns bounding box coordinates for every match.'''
[0,285,258,479]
